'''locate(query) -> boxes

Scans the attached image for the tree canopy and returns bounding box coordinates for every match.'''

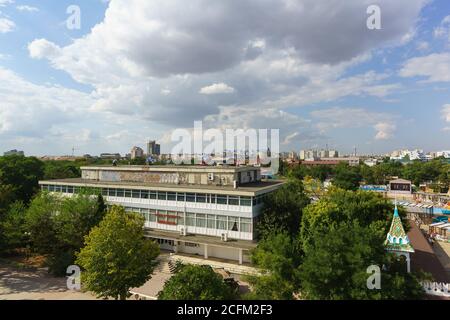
[158,264,236,300]
[76,206,160,300]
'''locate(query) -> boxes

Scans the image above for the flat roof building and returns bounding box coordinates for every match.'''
[39,165,284,266]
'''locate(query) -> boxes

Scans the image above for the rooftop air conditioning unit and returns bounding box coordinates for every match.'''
[180,228,187,236]
[221,233,228,242]
[208,173,214,181]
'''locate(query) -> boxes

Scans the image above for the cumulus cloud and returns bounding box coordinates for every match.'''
[199,83,235,95]
[311,107,397,140]
[16,5,39,12]
[0,17,14,33]
[22,0,427,151]
[399,53,450,82]
[443,104,450,123]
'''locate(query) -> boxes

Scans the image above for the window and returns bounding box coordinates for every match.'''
[217,216,227,230]
[240,196,252,206]
[186,193,196,202]
[158,192,167,200]
[49,185,55,192]
[196,194,206,203]
[108,188,116,197]
[116,189,124,197]
[228,216,239,231]
[141,190,149,199]
[167,192,176,201]
[150,191,157,199]
[177,212,185,225]
[217,195,227,205]
[197,213,206,228]
[228,196,239,206]
[157,210,167,224]
[132,190,140,198]
[55,185,62,192]
[67,186,74,194]
[177,193,185,202]
[61,185,67,193]
[210,194,216,204]
[240,218,252,233]
[186,213,195,226]
[166,211,177,225]
[207,215,216,229]
[125,189,132,198]
[149,210,157,222]
[102,188,108,196]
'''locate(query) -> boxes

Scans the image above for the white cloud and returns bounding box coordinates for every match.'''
[443,104,450,124]
[311,107,397,140]
[0,0,14,7]
[0,17,14,33]
[399,53,450,82]
[16,5,39,12]
[28,39,61,59]
[433,15,450,41]
[199,83,235,95]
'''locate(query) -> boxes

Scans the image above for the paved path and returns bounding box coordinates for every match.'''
[408,221,449,283]
[0,266,96,300]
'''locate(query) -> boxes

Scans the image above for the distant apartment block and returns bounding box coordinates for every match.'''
[3,149,24,156]
[130,146,144,159]
[299,149,339,160]
[147,140,161,156]
[100,153,122,160]
[390,149,426,161]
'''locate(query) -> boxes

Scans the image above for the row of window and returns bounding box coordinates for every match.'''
[122,206,253,233]
[41,184,267,206]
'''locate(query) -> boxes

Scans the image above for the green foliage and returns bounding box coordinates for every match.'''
[0,201,28,254]
[332,163,362,191]
[257,179,310,239]
[158,264,236,300]
[76,206,160,300]
[246,232,302,300]
[24,192,107,275]
[0,155,44,205]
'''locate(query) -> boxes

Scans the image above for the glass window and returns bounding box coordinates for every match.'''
[55,185,62,192]
[196,194,206,203]
[240,218,252,233]
[196,213,206,227]
[102,188,108,196]
[132,190,140,198]
[167,211,177,225]
[207,215,216,229]
[149,210,157,222]
[177,212,185,225]
[210,194,216,204]
[217,215,227,230]
[186,213,195,226]
[228,216,239,231]
[107,188,115,197]
[150,191,157,199]
[158,192,167,200]
[141,190,149,199]
[228,196,239,206]
[116,189,124,197]
[61,185,68,193]
[177,193,185,202]
[125,189,132,198]
[186,193,196,202]
[49,185,55,192]
[67,186,74,194]
[167,192,176,201]
[217,195,227,205]
[240,196,252,206]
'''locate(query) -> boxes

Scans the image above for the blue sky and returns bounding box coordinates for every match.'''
[0,0,449,156]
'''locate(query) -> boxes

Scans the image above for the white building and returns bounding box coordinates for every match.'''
[39,165,283,265]
[436,151,450,159]
[130,146,144,159]
[390,149,426,161]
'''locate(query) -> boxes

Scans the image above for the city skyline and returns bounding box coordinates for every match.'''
[1,0,450,156]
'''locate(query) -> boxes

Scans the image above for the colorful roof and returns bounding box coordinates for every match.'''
[384,205,415,253]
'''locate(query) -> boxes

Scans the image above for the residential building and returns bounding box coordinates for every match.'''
[390,149,426,161]
[147,140,161,156]
[130,146,144,159]
[39,165,284,265]
[4,149,24,156]
[436,151,450,159]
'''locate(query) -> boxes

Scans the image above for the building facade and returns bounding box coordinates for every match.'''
[39,165,283,264]
[147,140,161,156]
[130,146,144,159]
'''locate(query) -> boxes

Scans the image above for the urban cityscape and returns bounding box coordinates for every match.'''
[0,0,450,313]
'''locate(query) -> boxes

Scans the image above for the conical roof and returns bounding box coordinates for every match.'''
[384,206,414,253]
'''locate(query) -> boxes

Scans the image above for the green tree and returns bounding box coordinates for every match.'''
[332,163,362,191]
[43,160,81,180]
[0,201,28,254]
[246,232,302,300]
[0,155,44,204]
[76,206,160,300]
[257,179,310,239]
[158,264,236,300]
